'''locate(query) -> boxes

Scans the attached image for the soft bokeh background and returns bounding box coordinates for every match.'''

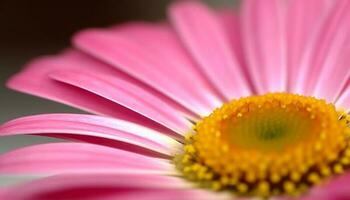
[0,0,235,185]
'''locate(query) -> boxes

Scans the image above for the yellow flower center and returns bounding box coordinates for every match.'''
[174,93,350,198]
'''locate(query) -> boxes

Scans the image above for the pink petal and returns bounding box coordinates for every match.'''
[0,189,9,200]
[0,114,180,157]
[74,28,219,116]
[294,0,350,95]
[218,10,252,88]
[1,174,197,200]
[169,1,251,100]
[286,0,331,92]
[112,22,223,113]
[0,143,174,175]
[296,172,350,200]
[336,84,350,110]
[50,70,190,134]
[241,0,287,93]
[311,2,350,101]
[107,189,230,200]
[1,173,231,200]
[313,36,350,102]
[7,50,182,134]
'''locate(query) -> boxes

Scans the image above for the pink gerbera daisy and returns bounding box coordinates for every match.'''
[1,0,350,199]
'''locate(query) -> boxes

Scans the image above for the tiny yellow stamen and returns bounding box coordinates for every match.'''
[284,181,296,194]
[237,183,248,193]
[257,181,270,197]
[174,93,350,198]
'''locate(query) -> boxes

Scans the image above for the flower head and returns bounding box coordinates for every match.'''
[1,0,350,199]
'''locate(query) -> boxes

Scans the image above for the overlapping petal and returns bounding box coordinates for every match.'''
[1,0,350,199]
[0,143,173,175]
[286,0,331,92]
[74,27,220,116]
[0,174,217,200]
[7,50,191,134]
[170,1,251,100]
[241,0,287,93]
[50,70,190,134]
[294,0,350,96]
[305,0,350,101]
[0,114,180,157]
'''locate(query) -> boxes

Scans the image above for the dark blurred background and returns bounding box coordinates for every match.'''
[0,0,234,185]
[0,0,175,122]
[0,0,235,123]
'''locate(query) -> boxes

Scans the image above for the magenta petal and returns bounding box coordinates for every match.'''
[7,51,182,134]
[0,189,9,200]
[286,0,331,93]
[0,143,173,175]
[294,0,350,95]
[1,173,231,200]
[50,70,190,134]
[169,1,251,100]
[311,5,350,101]
[218,10,251,85]
[106,189,230,200]
[112,22,223,113]
[241,0,287,93]
[336,85,350,110]
[0,174,188,200]
[294,172,350,200]
[0,114,180,157]
[74,28,220,116]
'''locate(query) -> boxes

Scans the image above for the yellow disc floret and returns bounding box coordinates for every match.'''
[174,93,350,198]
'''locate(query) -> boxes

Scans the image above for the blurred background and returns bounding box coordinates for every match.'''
[0,0,235,185]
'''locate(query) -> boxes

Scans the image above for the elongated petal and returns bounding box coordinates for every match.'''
[295,173,350,200]
[0,114,180,157]
[0,174,185,200]
[104,190,227,200]
[169,1,251,100]
[286,0,331,92]
[1,173,231,200]
[313,37,350,102]
[0,189,8,199]
[50,70,190,134]
[294,0,350,95]
[0,143,173,175]
[241,0,287,93]
[335,84,350,110]
[74,28,218,116]
[7,51,182,134]
[112,22,223,113]
[218,10,249,78]
[311,2,350,101]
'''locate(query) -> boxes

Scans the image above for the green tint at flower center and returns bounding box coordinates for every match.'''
[224,109,313,152]
[175,93,350,198]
